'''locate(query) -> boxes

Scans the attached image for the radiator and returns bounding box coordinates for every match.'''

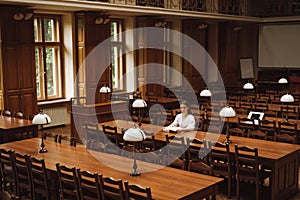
[43,106,68,128]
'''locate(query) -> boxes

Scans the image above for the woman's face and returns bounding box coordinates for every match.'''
[180,104,188,114]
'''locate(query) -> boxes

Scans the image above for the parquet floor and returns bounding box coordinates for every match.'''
[45,124,300,200]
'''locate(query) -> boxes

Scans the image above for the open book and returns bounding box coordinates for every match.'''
[162,126,182,133]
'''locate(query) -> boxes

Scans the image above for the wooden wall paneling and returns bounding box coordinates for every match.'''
[0,6,37,118]
[75,12,111,104]
[136,17,165,97]
[218,22,240,86]
[182,20,208,92]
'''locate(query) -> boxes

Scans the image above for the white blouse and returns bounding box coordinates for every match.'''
[168,113,196,131]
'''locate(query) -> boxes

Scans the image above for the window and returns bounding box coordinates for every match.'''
[111,20,125,90]
[34,15,63,100]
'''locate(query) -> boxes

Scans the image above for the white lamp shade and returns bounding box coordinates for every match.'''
[99,86,111,93]
[243,82,254,90]
[200,89,212,97]
[219,106,236,118]
[278,77,288,84]
[132,99,147,108]
[32,113,51,125]
[123,127,146,142]
[280,94,294,103]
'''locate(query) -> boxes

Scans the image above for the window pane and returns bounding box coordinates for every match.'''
[46,47,61,97]
[111,22,118,42]
[44,18,55,42]
[34,18,42,42]
[35,47,44,99]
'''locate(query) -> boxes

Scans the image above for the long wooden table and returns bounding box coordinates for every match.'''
[0,115,38,143]
[101,120,300,200]
[0,138,223,200]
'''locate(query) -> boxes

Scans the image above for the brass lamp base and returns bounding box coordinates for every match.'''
[39,147,48,153]
[224,138,232,145]
[130,169,141,176]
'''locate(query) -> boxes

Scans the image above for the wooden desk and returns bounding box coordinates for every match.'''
[102,120,300,200]
[0,138,223,200]
[0,116,38,143]
[145,96,179,109]
[70,100,128,140]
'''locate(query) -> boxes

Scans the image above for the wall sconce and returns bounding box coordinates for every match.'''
[95,17,110,25]
[13,12,33,21]
[154,20,167,27]
[198,24,208,29]
[233,26,242,32]
[13,13,24,20]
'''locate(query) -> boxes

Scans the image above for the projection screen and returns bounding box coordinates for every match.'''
[258,24,300,68]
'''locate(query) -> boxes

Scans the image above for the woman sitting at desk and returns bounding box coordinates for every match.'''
[163,100,196,132]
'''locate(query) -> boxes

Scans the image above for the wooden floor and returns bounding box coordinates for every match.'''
[45,124,300,200]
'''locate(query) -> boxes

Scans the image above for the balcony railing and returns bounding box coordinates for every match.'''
[86,0,300,17]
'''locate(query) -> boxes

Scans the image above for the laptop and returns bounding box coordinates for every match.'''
[247,111,264,125]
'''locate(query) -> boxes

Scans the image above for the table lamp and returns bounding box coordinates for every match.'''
[99,85,111,102]
[32,110,51,153]
[123,126,146,176]
[219,106,236,144]
[132,99,147,127]
[200,88,212,119]
[280,93,294,122]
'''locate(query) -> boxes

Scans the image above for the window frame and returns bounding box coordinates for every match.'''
[34,14,64,101]
[110,19,126,92]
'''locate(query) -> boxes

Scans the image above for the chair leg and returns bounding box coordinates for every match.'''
[256,182,259,200]
[228,177,231,199]
[236,179,240,200]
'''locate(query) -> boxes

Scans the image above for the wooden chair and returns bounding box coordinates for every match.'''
[0,191,16,200]
[84,121,106,152]
[124,181,152,200]
[280,105,299,120]
[70,97,87,106]
[187,138,209,163]
[255,98,268,104]
[209,141,233,199]
[25,156,50,200]
[235,145,271,200]
[55,163,80,200]
[102,125,122,155]
[163,135,188,170]
[14,112,24,119]
[2,110,12,117]
[234,107,248,115]
[239,102,253,111]
[264,110,278,118]
[99,176,125,200]
[254,103,269,112]
[187,138,212,175]
[43,132,58,143]
[10,152,32,200]
[136,152,161,165]
[58,135,77,147]
[139,134,156,153]
[76,169,104,200]
[0,149,16,194]
[248,119,276,140]
[275,121,298,144]
[237,117,255,136]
